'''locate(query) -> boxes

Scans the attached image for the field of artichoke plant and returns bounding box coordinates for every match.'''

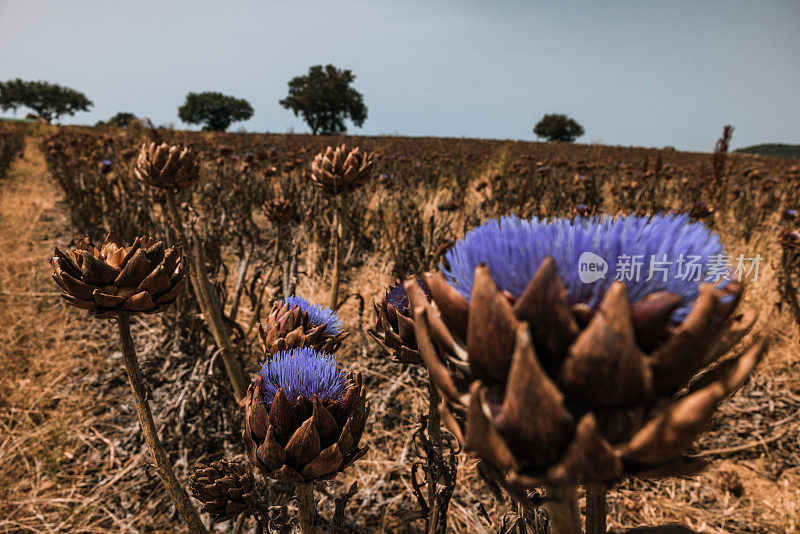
[2,122,800,534]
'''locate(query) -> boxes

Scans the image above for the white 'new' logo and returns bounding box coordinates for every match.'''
[577,252,608,283]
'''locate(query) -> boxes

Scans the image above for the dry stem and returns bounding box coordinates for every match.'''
[585,485,607,534]
[163,189,248,400]
[545,485,581,534]
[295,482,317,533]
[117,314,207,534]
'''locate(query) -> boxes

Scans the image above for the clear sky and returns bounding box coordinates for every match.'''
[1,0,798,151]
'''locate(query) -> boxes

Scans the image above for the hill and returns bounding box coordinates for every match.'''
[734,143,800,159]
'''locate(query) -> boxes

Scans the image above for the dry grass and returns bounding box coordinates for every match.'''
[0,136,183,533]
[1,131,799,533]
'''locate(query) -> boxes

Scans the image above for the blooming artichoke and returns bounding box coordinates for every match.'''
[190,460,255,522]
[367,280,428,364]
[258,296,346,357]
[309,144,375,192]
[51,234,188,318]
[133,142,199,189]
[243,348,369,482]
[406,214,764,489]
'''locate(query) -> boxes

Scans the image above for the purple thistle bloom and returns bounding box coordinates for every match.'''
[442,214,728,322]
[283,295,343,336]
[260,347,350,403]
[384,279,429,315]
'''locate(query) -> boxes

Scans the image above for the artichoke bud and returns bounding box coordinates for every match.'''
[51,232,188,318]
[309,144,376,193]
[133,141,199,189]
[190,460,255,523]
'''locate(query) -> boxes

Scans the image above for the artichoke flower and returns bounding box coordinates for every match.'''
[51,233,188,318]
[405,214,764,489]
[309,144,375,192]
[190,460,256,522]
[368,280,429,364]
[243,347,369,482]
[133,141,199,189]
[258,296,346,357]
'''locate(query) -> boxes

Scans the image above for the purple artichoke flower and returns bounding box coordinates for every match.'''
[244,348,368,482]
[258,296,347,357]
[405,213,765,489]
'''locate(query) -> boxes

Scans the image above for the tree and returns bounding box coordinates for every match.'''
[533,113,585,142]
[108,112,137,127]
[177,91,254,132]
[0,79,93,122]
[279,64,367,135]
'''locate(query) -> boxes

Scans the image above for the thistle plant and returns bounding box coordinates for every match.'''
[133,141,200,189]
[405,214,765,534]
[368,280,457,534]
[368,280,429,364]
[243,347,369,533]
[308,144,376,309]
[258,295,347,357]
[51,234,207,534]
[190,459,259,524]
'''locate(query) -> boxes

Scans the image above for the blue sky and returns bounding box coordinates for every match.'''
[1,0,798,150]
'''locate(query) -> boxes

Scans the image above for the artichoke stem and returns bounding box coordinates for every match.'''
[117,314,207,534]
[545,486,581,534]
[283,238,299,300]
[295,482,317,533]
[163,189,248,401]
[328,193,348,309]
[189,225,249,401]
[425,376,445,534]
[329,229,341,310]
[585,485,607,534]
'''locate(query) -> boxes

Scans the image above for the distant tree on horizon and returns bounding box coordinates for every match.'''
[533,113,584,142]
[108,111,137,127]
[279,64,367,135]
[0,78,93,122]
[177,91,254,132]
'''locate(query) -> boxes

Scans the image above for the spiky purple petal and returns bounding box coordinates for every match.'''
[442,214,728,322]
[260,347,349,403]
[283,295,343,336]
[384,279,429,315]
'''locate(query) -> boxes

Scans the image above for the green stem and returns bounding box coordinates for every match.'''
[295,482,316,533]
[117,314,207,534]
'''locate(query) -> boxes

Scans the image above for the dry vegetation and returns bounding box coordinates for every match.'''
[1,122,799,533]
